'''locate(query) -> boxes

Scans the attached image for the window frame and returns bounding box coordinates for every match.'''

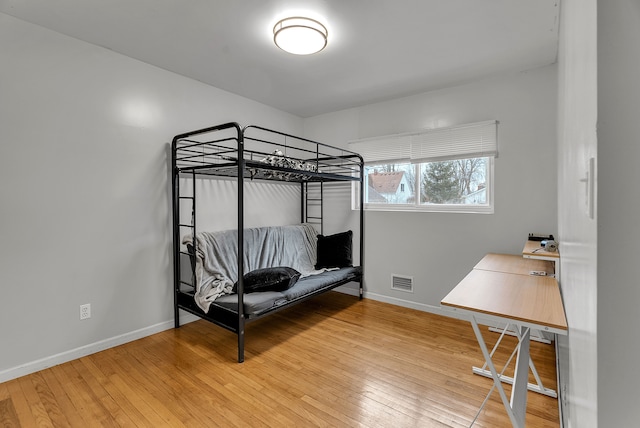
[356,156,494,214]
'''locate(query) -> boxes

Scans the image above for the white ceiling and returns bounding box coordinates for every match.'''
[0,0,560,118]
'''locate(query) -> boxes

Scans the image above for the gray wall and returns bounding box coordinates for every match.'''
[597,1,640,425]
[0,13,302,379]
[304,66,558,310]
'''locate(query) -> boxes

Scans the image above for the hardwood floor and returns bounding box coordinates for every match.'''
[0,292,560,427]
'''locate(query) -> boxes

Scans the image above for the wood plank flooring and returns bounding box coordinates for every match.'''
[0,292,560,427]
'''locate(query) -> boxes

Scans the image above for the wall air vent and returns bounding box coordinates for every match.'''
[391,274,413,292]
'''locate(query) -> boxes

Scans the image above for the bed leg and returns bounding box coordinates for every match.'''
[174,300,180,328]
[238,328,245,363]
[359,279,364,300]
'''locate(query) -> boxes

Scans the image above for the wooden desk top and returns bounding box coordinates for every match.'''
[441,269,567,332]
[474,253,554,276]
[522,240,560,259]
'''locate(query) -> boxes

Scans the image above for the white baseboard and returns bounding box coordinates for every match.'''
[1,291,456,384]
[0,311,200,384]
[363,291,446,316]
[336,287,461,320]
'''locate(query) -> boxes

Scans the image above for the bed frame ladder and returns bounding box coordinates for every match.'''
[303,181,323,234]
[173,169,197,328]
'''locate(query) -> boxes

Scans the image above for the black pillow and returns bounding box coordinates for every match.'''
[315,230,353,269]
[233,267,301,294]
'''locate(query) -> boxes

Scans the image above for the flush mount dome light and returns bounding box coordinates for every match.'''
[273,17,328,55]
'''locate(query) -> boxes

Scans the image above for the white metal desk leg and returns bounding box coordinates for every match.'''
[474,324,557,398]
[510,326,530,428]
[470,315,522,428]
[511,325,558,397]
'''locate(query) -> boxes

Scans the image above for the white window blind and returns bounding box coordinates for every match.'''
[347,135,411,164]
[349,120,498,164]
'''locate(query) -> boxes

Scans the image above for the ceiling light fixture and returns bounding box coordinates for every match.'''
[273,17,328,55]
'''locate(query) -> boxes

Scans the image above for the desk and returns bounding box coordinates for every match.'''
[522,240,560,277]
[475,253,555,276]
[472,254,557,389]
[441,255,567,428]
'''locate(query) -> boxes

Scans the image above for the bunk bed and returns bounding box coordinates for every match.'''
[171,122,364,362]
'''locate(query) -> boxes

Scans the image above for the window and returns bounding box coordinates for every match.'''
[362,157,492,212]
[350,121,497,214]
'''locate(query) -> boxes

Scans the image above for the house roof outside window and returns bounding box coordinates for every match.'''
[368,171,405,194]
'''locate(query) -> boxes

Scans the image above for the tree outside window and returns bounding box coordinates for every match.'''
[421,158,487,204]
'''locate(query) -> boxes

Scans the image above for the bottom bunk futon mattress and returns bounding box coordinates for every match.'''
[211,266,362,316]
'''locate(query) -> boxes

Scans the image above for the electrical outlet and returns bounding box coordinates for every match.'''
[80,303,91,320]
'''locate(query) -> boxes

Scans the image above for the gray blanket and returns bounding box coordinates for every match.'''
[183,223,319,312]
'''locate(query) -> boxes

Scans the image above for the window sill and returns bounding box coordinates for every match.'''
[361,204,494,214]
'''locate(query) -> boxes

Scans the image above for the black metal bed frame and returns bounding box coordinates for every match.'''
[171,122,365,362]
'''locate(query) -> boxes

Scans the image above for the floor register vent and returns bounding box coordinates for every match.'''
[391,274,413,292]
